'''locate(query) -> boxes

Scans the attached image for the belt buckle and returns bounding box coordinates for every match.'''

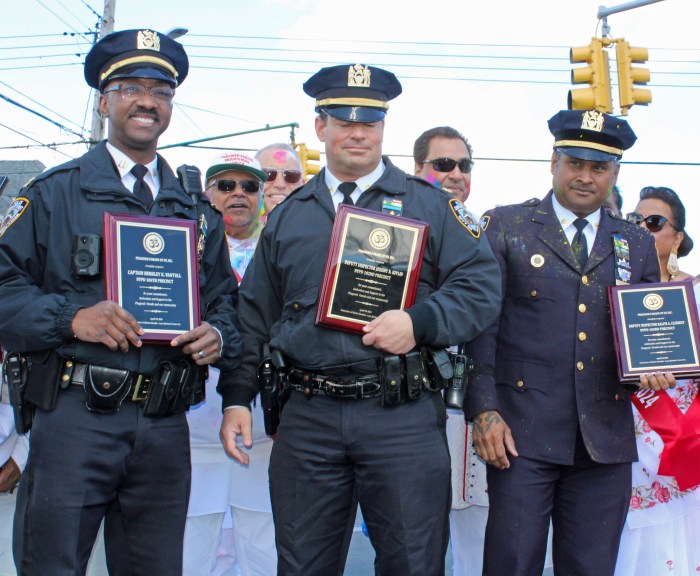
[131,374,151,402]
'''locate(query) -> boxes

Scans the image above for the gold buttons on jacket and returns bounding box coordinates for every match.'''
[582,275,589,285]
[516,380,525,389]
[293,303,300,311]
[531,290,537,297]
[578,332,587,341]
[578,303,587,313]
[577,361,584,371]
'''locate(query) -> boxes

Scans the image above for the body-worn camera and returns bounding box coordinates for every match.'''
[71,234,101,278]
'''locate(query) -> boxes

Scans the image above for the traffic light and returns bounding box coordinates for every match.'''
[568,38,613,114]
[615,40,651,116]
[295,143,321,180]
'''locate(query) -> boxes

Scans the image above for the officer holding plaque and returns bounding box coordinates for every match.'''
[0,29,240,574]
[464,110,669,575]
[218,63,501,575]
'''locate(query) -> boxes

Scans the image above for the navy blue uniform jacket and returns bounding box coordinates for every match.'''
[464,192,660,465]
[218,158,502,408]
[0,142,242,374]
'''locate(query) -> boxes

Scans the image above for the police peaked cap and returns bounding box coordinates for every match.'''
[548,109,637,162]
[84,29,189,90]
[304,63,402,122]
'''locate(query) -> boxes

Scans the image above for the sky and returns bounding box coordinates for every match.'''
[2,0,700,269]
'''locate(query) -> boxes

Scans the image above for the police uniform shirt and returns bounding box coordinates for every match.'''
[106,141,160,198]
[551,192,599,257]
[325,159,385,211]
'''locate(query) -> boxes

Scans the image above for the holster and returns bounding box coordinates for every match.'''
[444,351,471,409]
[2,352,34,434]
[23,349,63,411]
[380,354,403,407]
[422,348,454,392]
[259,345,288,436]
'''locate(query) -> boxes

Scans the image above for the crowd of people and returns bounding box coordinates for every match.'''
[0,27,699,576]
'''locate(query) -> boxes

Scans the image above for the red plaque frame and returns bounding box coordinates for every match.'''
[104,213,200,343]
[315,205,428,334]
[608,281,700,383]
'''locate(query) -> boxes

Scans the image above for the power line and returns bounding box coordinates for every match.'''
[0,92,84,137]
[52,0,92,30]
[0,79,85,131]
[0,122,75,158]
[33,0,91,40]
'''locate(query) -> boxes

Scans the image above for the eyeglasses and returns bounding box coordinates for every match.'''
[103,83,175,103]
[262,168,302,185]
[207,179,261,194]
[422,157,474,174]
[626,212,677,233]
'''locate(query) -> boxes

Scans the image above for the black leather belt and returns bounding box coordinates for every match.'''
[288,368,382,399]
[60,361,153,403]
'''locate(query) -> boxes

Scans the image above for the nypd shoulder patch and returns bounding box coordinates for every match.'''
[0,197,30,238]
[448,198,481,238]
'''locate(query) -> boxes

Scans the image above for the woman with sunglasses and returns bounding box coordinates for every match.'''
[616,186,700,576]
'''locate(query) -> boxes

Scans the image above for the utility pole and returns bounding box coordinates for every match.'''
[88,0,116,147]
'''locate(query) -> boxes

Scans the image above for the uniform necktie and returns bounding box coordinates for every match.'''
[572,217,589,269]
[337,182,356,206]
[130,164,153,209]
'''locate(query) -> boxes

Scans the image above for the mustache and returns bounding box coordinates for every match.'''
[130,107,159,120]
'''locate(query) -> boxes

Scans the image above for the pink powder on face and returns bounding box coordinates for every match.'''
[223,215,235,226]
[425,171,440,186]
[272,150,288,162]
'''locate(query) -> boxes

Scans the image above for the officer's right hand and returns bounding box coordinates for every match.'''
[220,407,253,465]
[71,301,144,352]
[471,410,518,470]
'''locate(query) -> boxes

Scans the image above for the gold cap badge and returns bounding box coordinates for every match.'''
[581,110,604,132]
[137,30,160,52]
[348,64,371,88]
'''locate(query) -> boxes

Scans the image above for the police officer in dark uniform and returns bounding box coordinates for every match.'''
[218,64,501,576]
[0,29,241,575]
[464,110,671,575]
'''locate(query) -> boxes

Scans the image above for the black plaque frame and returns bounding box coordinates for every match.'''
[315,205,428,334]
[104,213,200,343]
[608,281,700,382]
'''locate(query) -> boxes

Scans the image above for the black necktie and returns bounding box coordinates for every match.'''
[572,217,589,269]
[130,164,153,209]
[337,182,356,206]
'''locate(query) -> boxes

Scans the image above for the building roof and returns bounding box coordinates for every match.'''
[0,160,46,214]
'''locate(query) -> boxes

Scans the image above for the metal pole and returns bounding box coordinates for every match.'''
[88,0,115,148]
[597,0,665,19]
[158,123,300,150]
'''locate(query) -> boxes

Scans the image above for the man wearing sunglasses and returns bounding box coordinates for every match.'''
[463,109,670,576]
[255,143,303,214]
[0,30,242,575]
[218,63,501,575]
[414,126,474,202]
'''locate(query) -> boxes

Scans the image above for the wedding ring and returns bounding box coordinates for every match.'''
[197,350,205,358]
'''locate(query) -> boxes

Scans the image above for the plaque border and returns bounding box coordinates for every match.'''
[608,281,700,382]
[315,205,428,334]
[104,213,200,343]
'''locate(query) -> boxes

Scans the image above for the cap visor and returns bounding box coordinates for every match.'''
[557,147,618,162]
[323,106,386,123]
[104,67,176,88]
[206,164,267,182]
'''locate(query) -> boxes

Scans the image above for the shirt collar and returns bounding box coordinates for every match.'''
[105,142,158,180]
[325,159,386,196]
[551,192,601,233]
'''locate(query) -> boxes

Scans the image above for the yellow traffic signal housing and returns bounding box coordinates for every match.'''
[295,143,321,180]
[615,40,651,116]
[568,38,613,114]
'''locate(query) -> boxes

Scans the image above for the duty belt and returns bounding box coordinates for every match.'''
[288,368,382,399]
[60,361,152,402]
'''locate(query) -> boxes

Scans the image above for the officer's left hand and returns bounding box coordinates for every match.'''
[0,456,20,493]
[220,407,253,465]
[362,310,416,354]
[639,371,676,392]
[171,321,221,365]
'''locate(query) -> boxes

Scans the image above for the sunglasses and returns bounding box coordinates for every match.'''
[626,212,677,233]
[422,157,474,174]
[262,168,302,185]
[207,179,260,194]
